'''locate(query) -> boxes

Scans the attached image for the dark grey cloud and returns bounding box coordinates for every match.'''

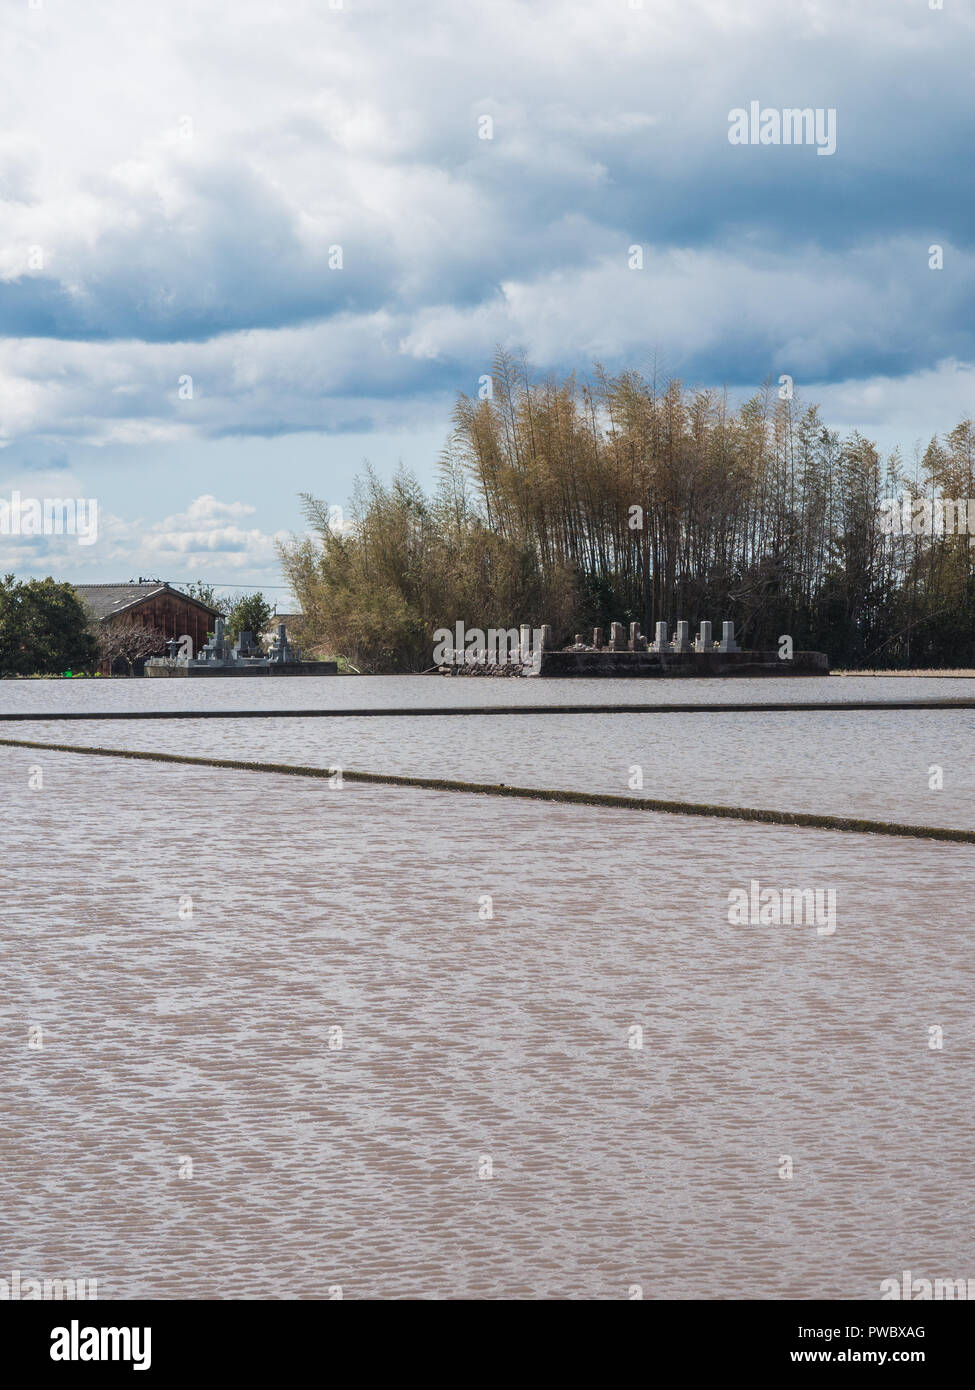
[1,0,973,445]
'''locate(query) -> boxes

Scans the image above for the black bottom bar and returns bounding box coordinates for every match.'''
[2,1298,968,1376]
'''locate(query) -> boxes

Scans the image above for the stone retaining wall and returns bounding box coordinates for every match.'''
[535,649,829,677]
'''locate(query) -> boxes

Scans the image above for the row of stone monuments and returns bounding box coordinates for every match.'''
[438,617,828,676]
[569,620,740,653]
[145,619,338,677]
[188,618,302,666]
[438,620,740,669]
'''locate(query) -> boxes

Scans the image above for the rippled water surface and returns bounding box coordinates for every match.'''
[2,677,973,1298]
[0,672,972,714]
[4,673,973,828]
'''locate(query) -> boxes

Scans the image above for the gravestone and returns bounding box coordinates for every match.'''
[672,620,692,652]
[719,621,739,653]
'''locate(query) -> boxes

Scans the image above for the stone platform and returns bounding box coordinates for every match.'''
[437,620,829,677]
[534,649,828,677]
[145,619,338,677]
[146,661,338,677]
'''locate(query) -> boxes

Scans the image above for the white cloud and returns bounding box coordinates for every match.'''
[0,487,287,589]
[2,233,969,449]
[1,0,973,539]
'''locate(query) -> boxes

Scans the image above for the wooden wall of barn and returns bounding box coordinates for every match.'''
[102,593,216,673]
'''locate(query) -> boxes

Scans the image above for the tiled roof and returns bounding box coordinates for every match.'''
[72,582,221,621]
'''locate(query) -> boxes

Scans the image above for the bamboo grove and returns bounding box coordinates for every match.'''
[279,353,975,673]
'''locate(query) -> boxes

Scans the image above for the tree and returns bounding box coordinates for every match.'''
[183,580,224,613]
[278,354,975,671]
[224,591,273,648]
[0,575,99,676]
[94,622,168,676]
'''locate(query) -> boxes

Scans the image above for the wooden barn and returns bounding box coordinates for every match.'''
[73,581,221,675]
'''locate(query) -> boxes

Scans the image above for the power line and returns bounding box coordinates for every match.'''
[164,580,296,590]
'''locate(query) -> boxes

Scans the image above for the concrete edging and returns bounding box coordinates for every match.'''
[1,735,972,846]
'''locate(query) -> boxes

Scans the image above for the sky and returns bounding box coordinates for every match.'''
[1,0,973,603]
